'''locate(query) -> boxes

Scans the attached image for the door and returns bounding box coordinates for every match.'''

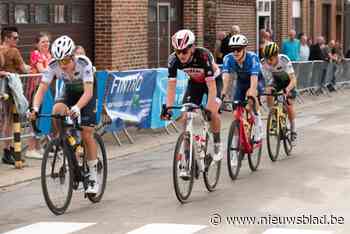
[157,3,170,67]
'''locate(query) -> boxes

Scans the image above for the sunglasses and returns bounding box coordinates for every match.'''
[58,57,72,66]
[11,36,19,41]
[230,47,244,53]
[175,47,191,55]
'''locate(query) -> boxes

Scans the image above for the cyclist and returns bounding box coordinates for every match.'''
[161,29,223,165]
[30,35,99,194]
[221,34,265,142]
[261,42,297,145]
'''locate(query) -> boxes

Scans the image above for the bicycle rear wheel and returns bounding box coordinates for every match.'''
[227,120,242,180]
[173,132,195,203]
[266,110,281,161]
[87,133,108,203]
[203,133,221,192]
[41,139,73,215]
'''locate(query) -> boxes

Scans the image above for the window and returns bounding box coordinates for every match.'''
[15,5,29,24]
[54,5,67,23]
[0,4,9,24]
[72,6,83,23]
[35,5,49,24]
[292,0,302,34]
[159,6,169,22]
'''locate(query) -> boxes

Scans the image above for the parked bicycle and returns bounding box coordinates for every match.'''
[32,114,107,215]
[165,103,221,203]
[222,96,262,180]
[264,90,293,161]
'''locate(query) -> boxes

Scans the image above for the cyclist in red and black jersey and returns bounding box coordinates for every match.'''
[161,29,223,162]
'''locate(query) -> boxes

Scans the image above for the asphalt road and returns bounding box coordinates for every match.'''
[1,93,350,234]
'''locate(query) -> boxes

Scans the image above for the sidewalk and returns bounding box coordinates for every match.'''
[0,91,346,189]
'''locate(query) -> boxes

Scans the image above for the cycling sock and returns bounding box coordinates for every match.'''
[213,132,221,143]
[88,159,98,169]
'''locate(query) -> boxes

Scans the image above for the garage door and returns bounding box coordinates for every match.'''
[0,0,94,63]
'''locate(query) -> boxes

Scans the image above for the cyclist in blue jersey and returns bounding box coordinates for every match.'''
[221,34,265,141]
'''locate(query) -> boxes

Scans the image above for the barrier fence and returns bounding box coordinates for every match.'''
[1,59,350,153]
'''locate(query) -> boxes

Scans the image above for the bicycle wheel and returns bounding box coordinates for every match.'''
[248,123,262,171]
[87,133,108,203]
[266,109,281,162]
[227,120,242,180]
[41,139,73,215]
[173,132,195,203]
[282,117,293,156]
[203,133,221,192]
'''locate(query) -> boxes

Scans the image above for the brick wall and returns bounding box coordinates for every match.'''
[204,0,257,53]
[183,0,205,47]
[95,0,148,70]
[275,0,291,46]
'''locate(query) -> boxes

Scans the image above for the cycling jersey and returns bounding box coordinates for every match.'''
[261,54,295,84]
[222,51,265,102]
[168,47,215,83]
[261,54,297,98]
[41,55,96,126]
[42,55,94,96]
[168,47,222,106]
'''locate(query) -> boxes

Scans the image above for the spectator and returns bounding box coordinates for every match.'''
[74,45,86,56]
[259,29,272,59]
[327,40,339,90]
[0,26,27,165]
[282,29,301,61]
[299,34,310,61]
[214,31,226,64]
[309,36,325,61]
[25,32,52,159]
[221,25,240,58]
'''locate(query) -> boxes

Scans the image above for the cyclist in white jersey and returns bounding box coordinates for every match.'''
[30,35,99,194]
[261,42,297,145]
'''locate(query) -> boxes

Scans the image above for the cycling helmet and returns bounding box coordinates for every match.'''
[229,34,248,48]
[171,29,195,50]
[263,42,279,59]
[51,35,75,60]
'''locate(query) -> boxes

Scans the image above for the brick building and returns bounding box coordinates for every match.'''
[1,0,348,71]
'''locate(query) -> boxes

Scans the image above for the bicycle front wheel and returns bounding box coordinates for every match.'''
[248,124,262,171]
[87,133,108,203]
[41,139,73,215]
[282,118,293,156]
[203,133,221,192]
[266,110,281,161]
[173,132,195,203]
[227,120,242,180]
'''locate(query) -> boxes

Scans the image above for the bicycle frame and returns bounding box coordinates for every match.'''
[183,106,210,173]
[271,94,288,135]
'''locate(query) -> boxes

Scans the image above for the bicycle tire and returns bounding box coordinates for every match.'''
[227,120,242,180]
[266,110,281,162]
[87,133,108,203]
[203,133,221,192]
[41,139,73,215]
[248,122,262,171]
[282,119,293,156]
[173,132,195,203]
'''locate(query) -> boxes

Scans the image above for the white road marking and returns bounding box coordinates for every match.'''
[263,228,333,234]
[2,222,96,234]
[126,223,206,234]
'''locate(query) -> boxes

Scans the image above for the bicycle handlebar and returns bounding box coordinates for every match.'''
[31,114,81,134]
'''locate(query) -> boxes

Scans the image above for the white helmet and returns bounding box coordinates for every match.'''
[171,29,195,50]
[229,34,248,47]
[51,35,75,60]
